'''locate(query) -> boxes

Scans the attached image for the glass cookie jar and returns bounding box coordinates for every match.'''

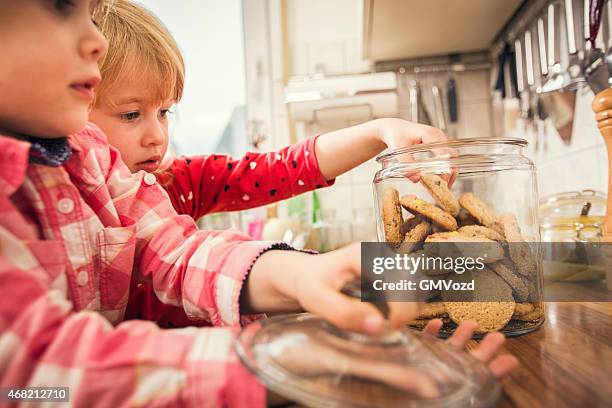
[372,138,544,337]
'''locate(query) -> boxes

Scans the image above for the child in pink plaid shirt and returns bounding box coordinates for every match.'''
[0,1,516,406]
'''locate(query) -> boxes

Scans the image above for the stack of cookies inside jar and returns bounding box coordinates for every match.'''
[381,173,544,336]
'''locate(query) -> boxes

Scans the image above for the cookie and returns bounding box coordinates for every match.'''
[498,213,537,278]
[491,260,530,301]
[459,192,497,227]
[400,195,458,230]
[417,301,447,319]
[382,188,403,243]
[512,302,544,321]
[458,225,505,242]
[420,173,460,216]
[443,269,515,333]
[402,218,432,252]
[444,301,515,333]
[425,231,505,264]
[457,209,479,227]
[513,302,534,317]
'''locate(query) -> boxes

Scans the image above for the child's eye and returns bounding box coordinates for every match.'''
[54,0,76,13]
[159,107,175,119]
[120,111,140,122]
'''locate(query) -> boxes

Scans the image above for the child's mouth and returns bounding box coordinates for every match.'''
[135,158,161,172]
[70,77,101,102]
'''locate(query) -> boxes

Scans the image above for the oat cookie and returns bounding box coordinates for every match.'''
[383,188,403,243]
[458,225,505,242]
[513,302,534,317]
[512,302,544,321]
[400,195,458,230]
[444,301,515,333]
[459,192,497,227]
[498,213,537,278]
[491,260,529,301]
[425,231,505,263]
[417,302,447,319]
[402,218,432,252]
[420,173,460,216]
[443,269,515,333]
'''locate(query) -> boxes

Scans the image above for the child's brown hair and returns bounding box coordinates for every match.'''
[95,0,185,107]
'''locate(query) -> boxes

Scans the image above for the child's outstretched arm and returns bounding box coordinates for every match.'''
[315,118,447,180]
[156,136,334,219]
[157,119,446,220]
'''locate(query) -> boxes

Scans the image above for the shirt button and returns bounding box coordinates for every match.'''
[77,270,89,286]
[143,173,157,186]
[57,198,75,214]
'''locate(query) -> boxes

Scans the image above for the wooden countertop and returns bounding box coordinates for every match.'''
[485,300,612,408]
[286,281,612,408]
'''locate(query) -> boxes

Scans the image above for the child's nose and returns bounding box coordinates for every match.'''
[81,23,108,62]
[142,123,166,147]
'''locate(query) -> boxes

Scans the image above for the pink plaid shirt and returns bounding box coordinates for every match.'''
[0,123,293,407]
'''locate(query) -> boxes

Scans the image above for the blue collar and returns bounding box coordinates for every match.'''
[28,136,72,167]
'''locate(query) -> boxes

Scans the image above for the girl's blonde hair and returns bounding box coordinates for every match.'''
[95,0,185,107]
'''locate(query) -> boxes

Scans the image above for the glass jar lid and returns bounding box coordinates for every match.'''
[235,313,501,408]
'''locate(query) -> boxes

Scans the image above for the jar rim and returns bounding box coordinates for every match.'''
[375,137,528,163]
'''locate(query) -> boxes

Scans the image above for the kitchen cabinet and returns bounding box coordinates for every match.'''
[363,0,523,61]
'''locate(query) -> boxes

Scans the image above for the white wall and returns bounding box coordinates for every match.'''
[140,0,246,155]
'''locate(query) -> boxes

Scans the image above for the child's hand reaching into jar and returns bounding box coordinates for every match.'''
[315,118,458,186]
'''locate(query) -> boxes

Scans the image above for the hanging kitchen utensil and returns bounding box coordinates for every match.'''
[235,280,503,408]
[584,0,607,93]
[409,78,432,125]
[495,43,519,98]
[515,38,527,119]
[538,2,575,145]
[446,77,459,138]
[540,2,565,92]
[431,84,447,131]
[526,28,542,154]
[563,0,587,90]
[495,43,520,134]
[534,16,550,153]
